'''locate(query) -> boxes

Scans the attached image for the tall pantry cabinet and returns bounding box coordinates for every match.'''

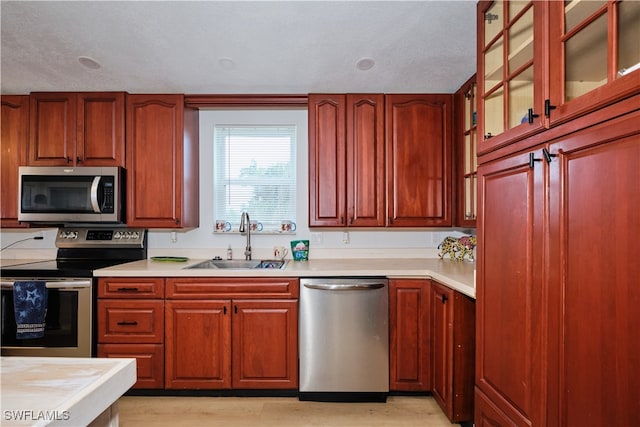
[475,1,640,426]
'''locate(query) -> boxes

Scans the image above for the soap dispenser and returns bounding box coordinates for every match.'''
[227,245,233,260]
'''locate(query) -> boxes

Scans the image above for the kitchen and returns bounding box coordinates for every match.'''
[1,1,639,427]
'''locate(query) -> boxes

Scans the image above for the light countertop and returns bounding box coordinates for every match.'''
[0,356,136,426]
[94,258,476,298]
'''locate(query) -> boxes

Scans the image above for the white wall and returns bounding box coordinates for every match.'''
[0,109,473,260]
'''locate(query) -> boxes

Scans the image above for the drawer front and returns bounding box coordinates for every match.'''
[166,277,299,299]
[98,277,165,298]
[98,343,164,389]
[98,300,164,343]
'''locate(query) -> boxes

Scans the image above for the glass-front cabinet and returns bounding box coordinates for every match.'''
[478,0,639,155]
[477,0,546,155]
[548,0,640,125]
[456,76,478,228]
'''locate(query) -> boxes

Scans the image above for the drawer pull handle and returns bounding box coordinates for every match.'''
[117,321,138,326]
[116,287,140,292]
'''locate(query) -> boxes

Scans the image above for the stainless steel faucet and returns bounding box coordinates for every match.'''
[239,211,251,260]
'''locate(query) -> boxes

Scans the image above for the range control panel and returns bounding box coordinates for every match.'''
[56,228,146,248]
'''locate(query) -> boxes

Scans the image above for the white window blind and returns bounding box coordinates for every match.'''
[213,125,297,232]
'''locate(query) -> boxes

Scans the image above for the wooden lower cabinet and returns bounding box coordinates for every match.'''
[98,343,164,389]
[165,300,231,389]
[389,279,431,391]
[474,387,517,427]
[431,281,475,423]
[97,278,165,389]
[232,299,298,389]
[165,278,299,390]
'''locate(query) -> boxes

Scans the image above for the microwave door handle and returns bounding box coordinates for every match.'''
[90,176,101,213]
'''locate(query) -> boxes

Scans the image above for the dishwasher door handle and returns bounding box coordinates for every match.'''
[303,283,385,291]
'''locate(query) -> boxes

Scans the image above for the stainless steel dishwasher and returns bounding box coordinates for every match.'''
[299,277,389,402]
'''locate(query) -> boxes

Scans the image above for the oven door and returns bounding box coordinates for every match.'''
[1,278,92,357]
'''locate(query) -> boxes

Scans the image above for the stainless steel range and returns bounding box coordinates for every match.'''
[1,227,147,357]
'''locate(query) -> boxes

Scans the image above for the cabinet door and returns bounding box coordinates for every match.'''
[346,94,385,227]
[476,148,546,426]
[1,95,29,227]
[431,283,453,417]
[477,1,547,154]
[547,1,640,126]
[165,300,231,389]
[475,387,518,427]
[308,94,347,226]
[546,110,640,427]
[28,92,76,165]
[98,343,164,389]
[76,92,125,166]
[389,279,431,391]
[386,94,453,227]
[232,299,298,389]
[126,94,199,228]
[455,76,478,228]
[432,282,476,423]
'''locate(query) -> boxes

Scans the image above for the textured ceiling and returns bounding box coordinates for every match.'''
[1,1,477,95]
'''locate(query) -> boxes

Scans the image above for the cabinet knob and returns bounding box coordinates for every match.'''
[528,108,540,124]
[66,156,72,163]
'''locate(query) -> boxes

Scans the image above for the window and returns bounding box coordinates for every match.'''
[213,124,297,232]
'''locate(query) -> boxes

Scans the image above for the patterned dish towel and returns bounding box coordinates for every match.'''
[13,281,48,339]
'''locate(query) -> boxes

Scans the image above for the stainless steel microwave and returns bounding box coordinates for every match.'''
[18,166,125,224]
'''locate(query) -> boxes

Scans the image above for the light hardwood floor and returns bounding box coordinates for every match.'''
[118,396,461,427]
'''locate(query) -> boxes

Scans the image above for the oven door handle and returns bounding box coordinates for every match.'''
[0,280,92,290]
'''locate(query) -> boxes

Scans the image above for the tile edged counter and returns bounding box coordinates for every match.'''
[95,258,476,298]
[1,356,136,426]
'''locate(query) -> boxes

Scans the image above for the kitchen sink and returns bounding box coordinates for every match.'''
[185,259,287,270]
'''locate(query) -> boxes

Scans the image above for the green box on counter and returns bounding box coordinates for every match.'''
[290,240,309,261]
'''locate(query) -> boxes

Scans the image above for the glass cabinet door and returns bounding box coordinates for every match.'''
[548,0,640,124]
[457,75,478,228]
[478,1,546,155]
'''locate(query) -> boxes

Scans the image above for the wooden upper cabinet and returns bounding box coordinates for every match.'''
[455,75,478,228]
[478,1,639,154]
[308,94,346,226]
[77,92,125,166]
[126,94,199,229]
[547,0,640,126]
[1,95,29,227]
[308,94,385,227]
[346,94,385,227]
[477,1,547,155]
[386,94,453,227]
[28,92,125,166]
